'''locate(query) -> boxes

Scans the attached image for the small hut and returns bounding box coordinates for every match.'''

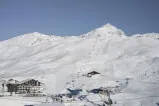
[87,71,100,77]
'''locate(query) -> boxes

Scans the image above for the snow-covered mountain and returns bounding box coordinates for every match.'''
[133,33,159,39]
[0,24,159,106]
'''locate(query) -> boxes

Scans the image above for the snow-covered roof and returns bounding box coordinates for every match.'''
[18,79,43,85]
[5,79,19,84]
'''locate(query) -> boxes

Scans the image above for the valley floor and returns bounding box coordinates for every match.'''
[1,94,159,106]
[0,96,45,106]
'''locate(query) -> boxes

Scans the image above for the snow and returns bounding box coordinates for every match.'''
[133,33,159,39]
[35,103,65,106]
[0,96,45,106]
[0,24,159,106]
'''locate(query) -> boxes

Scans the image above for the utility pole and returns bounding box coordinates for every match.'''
[2,83,4,96]
[107,90,112,106]
[140,103,142,106]
[1,79,6,96]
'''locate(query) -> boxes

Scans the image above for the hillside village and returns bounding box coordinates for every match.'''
[0,70,131,106]
[0,78,45,96]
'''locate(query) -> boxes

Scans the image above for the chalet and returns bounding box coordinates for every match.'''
[5,79,19,95]
[17,79,45,96]
[2,79,45,96]
[87,71,100,77]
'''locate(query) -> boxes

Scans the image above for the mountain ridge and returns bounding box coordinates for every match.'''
[1,24,159,45]
[0,23,159,106]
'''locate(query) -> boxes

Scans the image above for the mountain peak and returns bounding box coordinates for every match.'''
[81,23,126,39]
[32,32,41,34]
[2,32,54,46]
[102,23,116,28]
[99,23,121,32]
[23,32,49,38]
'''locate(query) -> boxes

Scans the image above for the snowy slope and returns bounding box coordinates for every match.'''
[0,24,159,106]
[133,33,159,39]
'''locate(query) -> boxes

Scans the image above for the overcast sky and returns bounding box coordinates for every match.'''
[0,0,159,40]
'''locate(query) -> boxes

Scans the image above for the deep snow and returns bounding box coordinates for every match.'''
[0,24,159,106]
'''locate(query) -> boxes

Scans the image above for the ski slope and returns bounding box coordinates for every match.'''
[0,24,159,106]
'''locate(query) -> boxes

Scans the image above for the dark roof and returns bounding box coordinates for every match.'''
[6,79,19,84]
[67,88,82,95]
[88,88,103,94]
[88,71,100,74]
[18,79,44,85]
